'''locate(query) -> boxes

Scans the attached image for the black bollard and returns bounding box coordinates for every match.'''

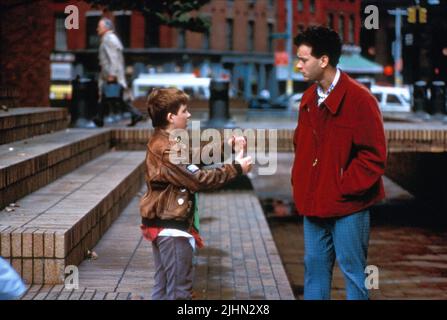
[71,78,97,128]
[412,81,429,114]
[206,79,236,128]
[430,81,446,115]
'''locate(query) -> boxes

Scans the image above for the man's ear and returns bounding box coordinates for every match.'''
[320,55,330,69]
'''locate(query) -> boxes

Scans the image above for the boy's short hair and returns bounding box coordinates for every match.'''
[293,26,342,67]
[146,88,189,128]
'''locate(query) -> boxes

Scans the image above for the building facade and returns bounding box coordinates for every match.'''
[0,0,368,108]
[50,0,277,100]
[276,0,361,52]
[274,0,363,92]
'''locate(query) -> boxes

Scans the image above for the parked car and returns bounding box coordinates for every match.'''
[248,96,271,109]
[132,73,211,99]
[371,85,411,112]
[271,93,303,110]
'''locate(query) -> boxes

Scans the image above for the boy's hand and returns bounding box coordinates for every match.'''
[235,149,253,174]
[228,135,247,154]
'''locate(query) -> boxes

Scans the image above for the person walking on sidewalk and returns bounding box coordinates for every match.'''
[140,88,252,300]
[291,26,387,300]
[96,17,143,127]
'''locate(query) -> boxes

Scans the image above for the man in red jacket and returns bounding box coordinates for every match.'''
[291,26,387,300]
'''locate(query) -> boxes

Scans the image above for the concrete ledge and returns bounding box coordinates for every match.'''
[112,126,447,153]
[0,107,69,145]
[0,151,145,284]
[194,191,295,299]
[0,129,111,209]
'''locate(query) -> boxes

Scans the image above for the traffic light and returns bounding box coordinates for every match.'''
[419,7,427,24]
[407,6,417,23]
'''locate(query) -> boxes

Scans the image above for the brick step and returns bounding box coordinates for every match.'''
[0,129,111,209]
[0,150,145,284]
[0,107,69,145]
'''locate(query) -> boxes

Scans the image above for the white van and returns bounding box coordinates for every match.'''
[371,85,411,112]
[132,73,211,99]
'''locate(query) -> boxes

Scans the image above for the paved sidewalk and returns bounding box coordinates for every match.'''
[20,187,294,300]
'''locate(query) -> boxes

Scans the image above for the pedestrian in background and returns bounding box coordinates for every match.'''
[96,17,143,127]
[291,26,387,300]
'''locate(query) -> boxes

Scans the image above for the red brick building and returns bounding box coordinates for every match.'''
[276,0,361,52]
[0,0,369,107]
[0,0,53,107]
[50,0,277,100]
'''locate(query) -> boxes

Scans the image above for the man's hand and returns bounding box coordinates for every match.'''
[235,149,253,174]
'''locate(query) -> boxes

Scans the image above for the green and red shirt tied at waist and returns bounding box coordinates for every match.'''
[292,71,387,218]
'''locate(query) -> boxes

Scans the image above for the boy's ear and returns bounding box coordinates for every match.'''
[166,112,174,124]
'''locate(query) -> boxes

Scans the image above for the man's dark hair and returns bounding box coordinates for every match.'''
[294,26,342,67]
[146,88,189,128]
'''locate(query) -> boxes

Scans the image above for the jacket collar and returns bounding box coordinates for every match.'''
[300,71,349,115]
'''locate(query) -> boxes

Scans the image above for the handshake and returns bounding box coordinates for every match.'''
[228,135,253,175]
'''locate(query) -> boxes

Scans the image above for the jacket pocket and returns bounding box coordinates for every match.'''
[335,166,349,202]
[157,185,190,220]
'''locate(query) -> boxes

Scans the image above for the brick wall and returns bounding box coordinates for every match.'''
[0,0,53,107]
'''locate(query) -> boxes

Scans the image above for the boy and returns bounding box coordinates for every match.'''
[140,88,252,300]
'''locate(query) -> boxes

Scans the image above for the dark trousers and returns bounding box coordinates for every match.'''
[99,98,142,118]
[151,236,194,300]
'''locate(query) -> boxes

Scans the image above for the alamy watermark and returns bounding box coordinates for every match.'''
[168,121,278,176]
[64,5,79,30]
[364,5,380,30]
[64,265,79,290]
[365,265,380,290]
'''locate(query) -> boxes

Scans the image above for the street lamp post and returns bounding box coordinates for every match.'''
[286,0,293,95]
[388,8,407,87]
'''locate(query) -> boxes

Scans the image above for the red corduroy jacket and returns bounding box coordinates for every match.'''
[292,71,387,218]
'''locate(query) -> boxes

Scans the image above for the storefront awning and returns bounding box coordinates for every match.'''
[276,47,384,80]
[338,53,383,74]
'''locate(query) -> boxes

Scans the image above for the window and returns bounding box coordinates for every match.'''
[297,0,304,12]
[267,23,274,52]
[310,0,315,14]
[248,21,254,52]
[178,29,186,49]
[226,19,233,50]
[348,15,355,43]
[327,13,334,30]
[386,94,401,104]
[373,93,382,102]
[114,14,130,48]
[339,15,345,42]
[145,16,160,48]
[54,15,67,51]
[86,15,101,49]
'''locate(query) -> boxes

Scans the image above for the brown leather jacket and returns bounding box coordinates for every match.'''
[139,128,242,231]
